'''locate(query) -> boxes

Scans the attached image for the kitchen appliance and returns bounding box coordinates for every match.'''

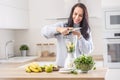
[105,9,120,30]
[104,31,120,68]
[64,34,77,69]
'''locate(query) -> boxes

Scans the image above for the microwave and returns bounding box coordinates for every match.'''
[105,10,120,30]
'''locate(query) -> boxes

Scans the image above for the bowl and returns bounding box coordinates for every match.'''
[76,64,94,73]
[74,54,95,73]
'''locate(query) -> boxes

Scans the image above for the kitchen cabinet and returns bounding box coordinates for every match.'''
[0,0,29,29]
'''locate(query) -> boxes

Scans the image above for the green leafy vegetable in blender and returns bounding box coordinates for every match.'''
[66,42,75,53]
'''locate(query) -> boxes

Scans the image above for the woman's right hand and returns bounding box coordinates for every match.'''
[56,27,73,35]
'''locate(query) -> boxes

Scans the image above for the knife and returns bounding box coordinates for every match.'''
[55,27,82,36]
[69,27,82,32]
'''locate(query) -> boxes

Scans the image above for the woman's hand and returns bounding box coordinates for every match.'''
[56,27,81,38]
[56,27,73,35]
[72,31,82,39]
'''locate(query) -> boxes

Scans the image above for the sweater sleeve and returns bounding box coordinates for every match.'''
[41,22,64,39]
[78,32,94,54]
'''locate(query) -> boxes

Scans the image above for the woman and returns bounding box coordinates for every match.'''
[41,3,93,67]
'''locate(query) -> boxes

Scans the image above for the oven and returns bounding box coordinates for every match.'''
[104,31,120,68]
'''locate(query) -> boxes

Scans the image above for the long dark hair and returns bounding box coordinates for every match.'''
[67,3,90,40]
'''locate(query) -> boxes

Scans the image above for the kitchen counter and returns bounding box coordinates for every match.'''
[0,66,107,80]
[0,56,107,80]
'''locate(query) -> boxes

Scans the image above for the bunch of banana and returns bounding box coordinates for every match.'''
[25,62,42,73]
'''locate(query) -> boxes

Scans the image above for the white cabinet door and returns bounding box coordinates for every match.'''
[0,0,29,29]
[4,6,29,29]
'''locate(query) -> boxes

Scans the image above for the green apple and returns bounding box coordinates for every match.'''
[45,66,53,73]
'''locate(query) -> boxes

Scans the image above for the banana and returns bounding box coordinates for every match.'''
[25,62,42,73]
[33,63,42,72]
[25,66,31,73]
[29,63,37,69]
[37,67,42,72]
[29,66,40,73]
[33,62,40,68]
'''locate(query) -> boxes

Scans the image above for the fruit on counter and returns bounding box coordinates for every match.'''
[25,66,31,73]
[41,64,59,71]
[25,62,42,73]
[53,65,59,71]
[40,65,46,71]
[25,62,59,73]
[45,65,53,73]
[29,62,40,69]
[29,66,40,73]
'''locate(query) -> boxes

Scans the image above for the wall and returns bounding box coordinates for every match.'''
[89,18,105,55]
[102,0,120,8]
[80,0,105,55]
[0,30,14,59]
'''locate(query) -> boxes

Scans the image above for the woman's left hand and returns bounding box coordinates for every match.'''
[72,31,81,39]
